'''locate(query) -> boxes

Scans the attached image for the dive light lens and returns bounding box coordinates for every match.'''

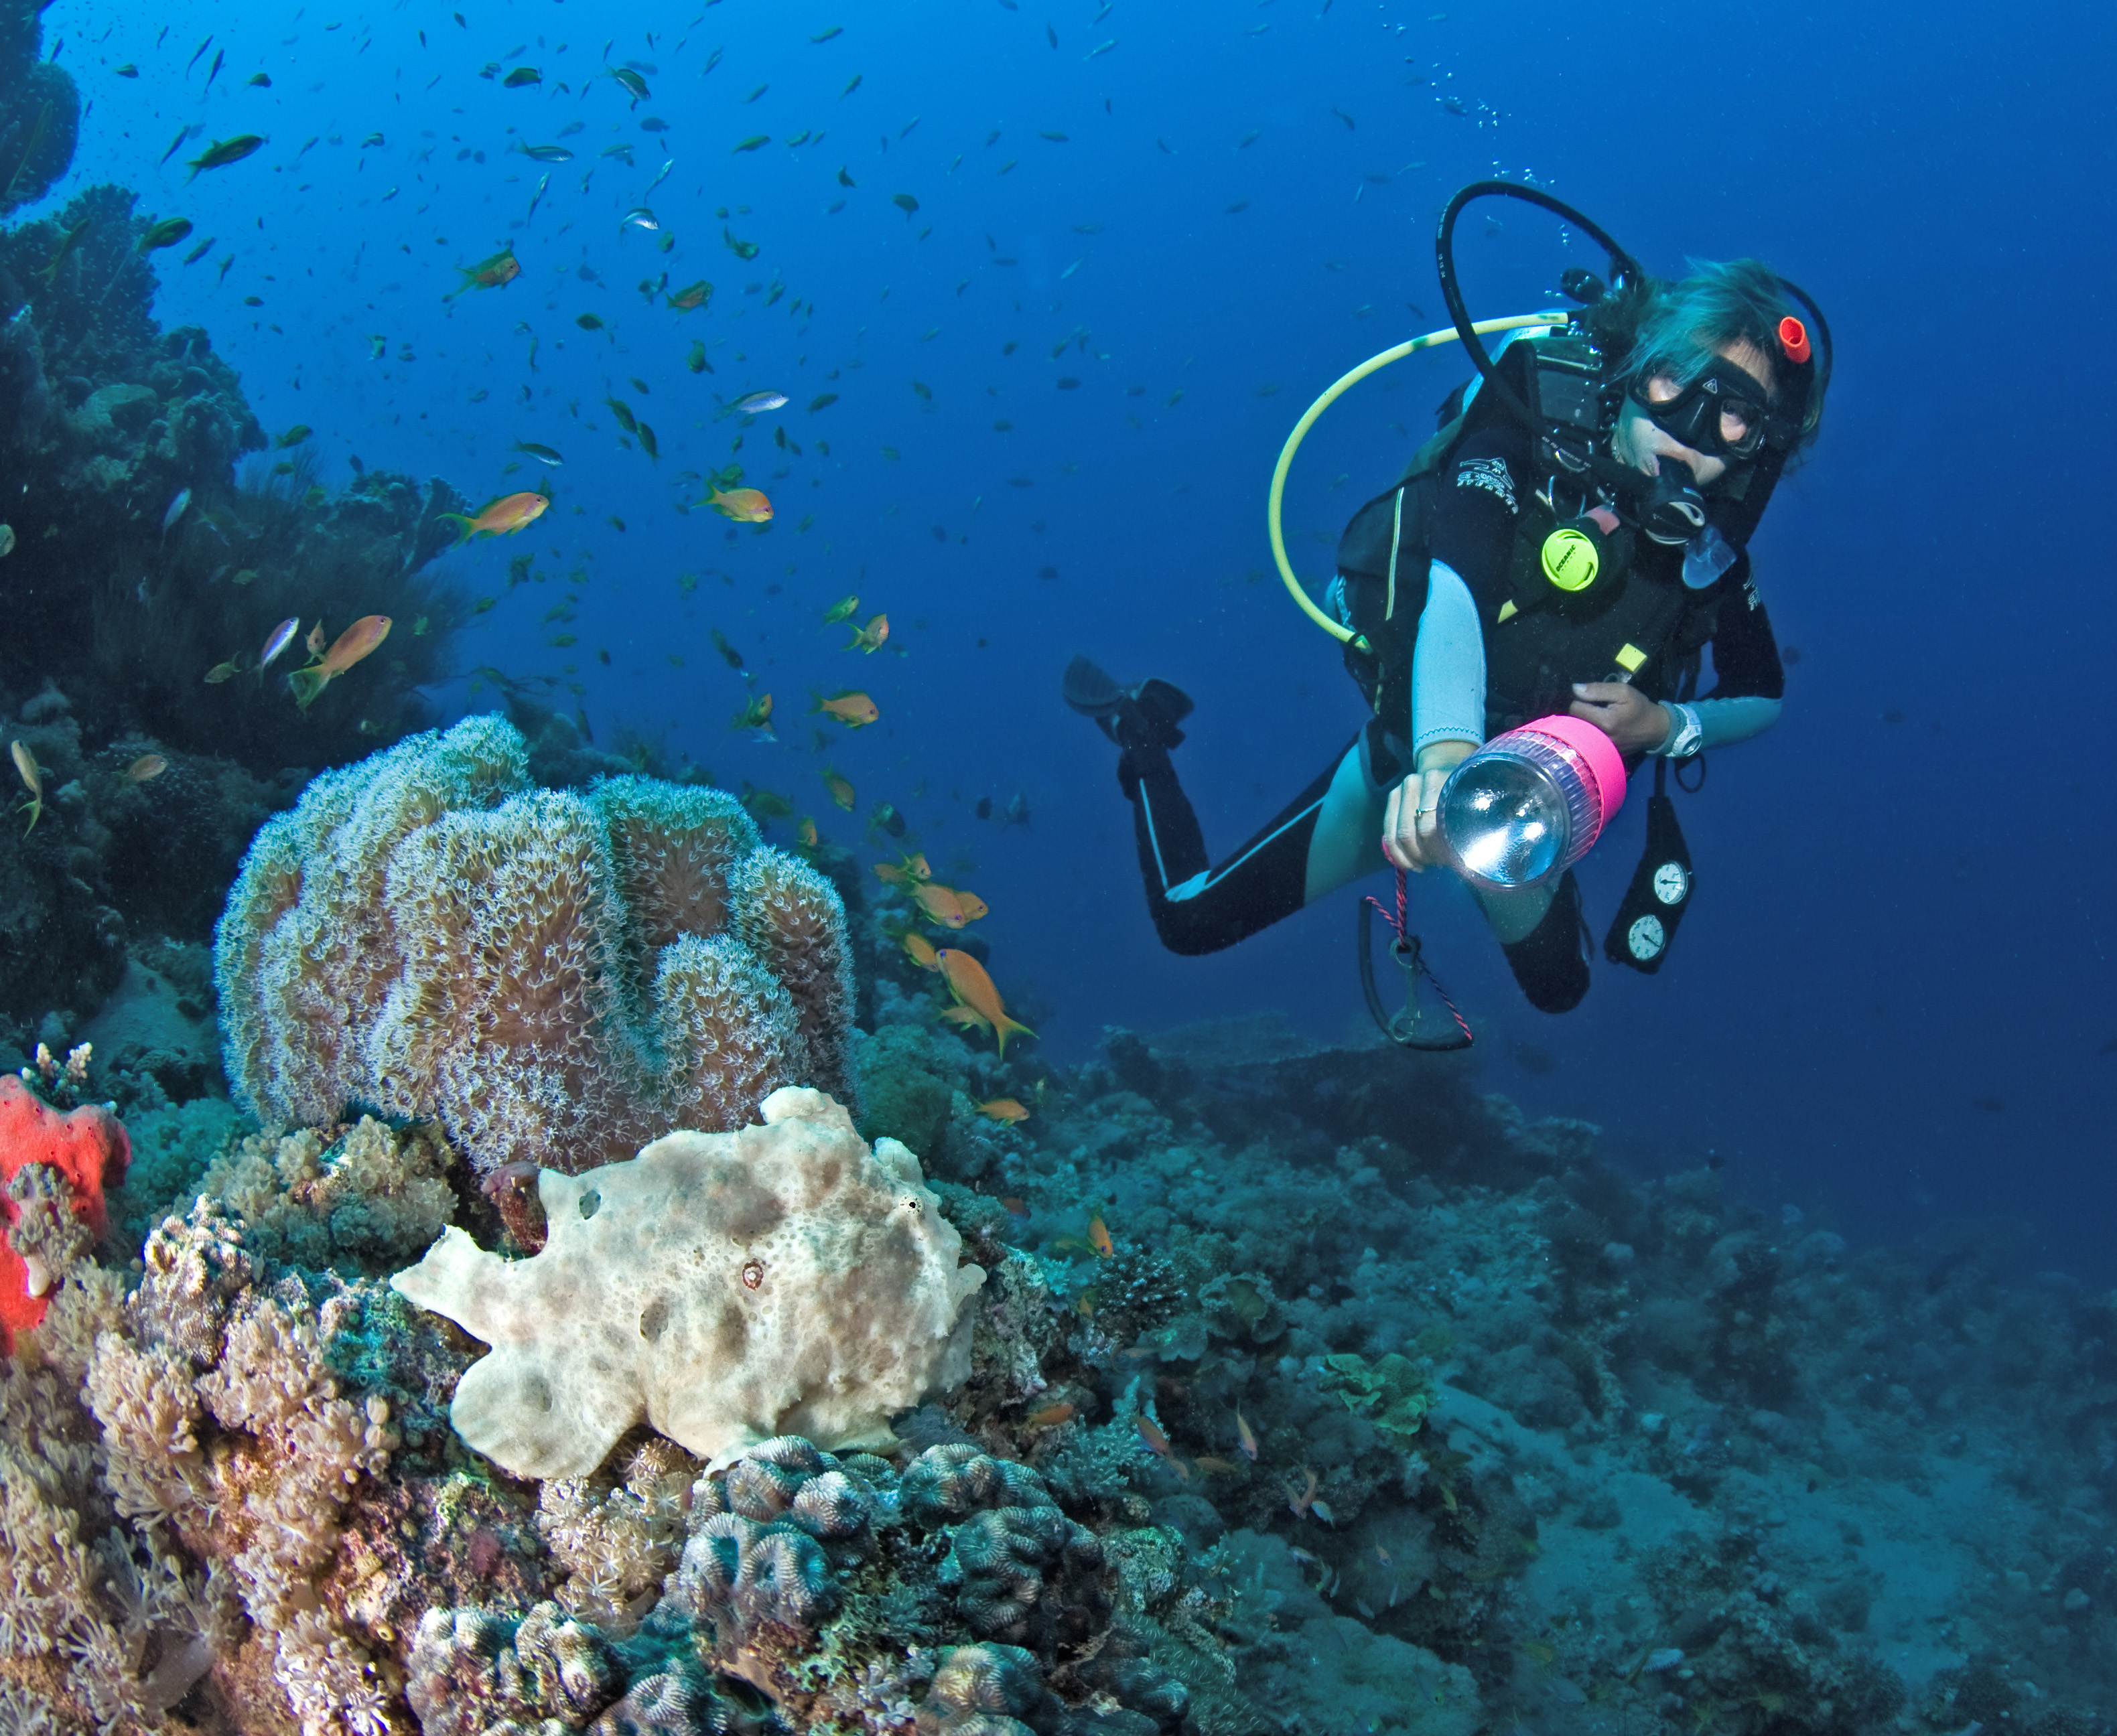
[1437,727,1609,888]
[1438,757,1568,887]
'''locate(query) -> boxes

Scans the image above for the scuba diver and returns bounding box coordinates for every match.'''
[1067,184,1830,1017]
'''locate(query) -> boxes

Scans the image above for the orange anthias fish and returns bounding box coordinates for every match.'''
[795,816,819,849]
[977,1098,1030,1124]
[846,612,889,653]
[1236,1408,1260,1462]
[450,246,521,298]
[439,491,550,546]
[811,690,879,727]
[124,753,167,783]
[1135,1415,1190,1481]
[901,932,941,970]
[911,882,987,928]
[706,486,772,522]
[939,1004,989,1033]
[290,614,393,709]
[822,767,856,811]
[1024,1400,1076,1429]
[1088,1214,1114,1258]
[936,949,1035,1058]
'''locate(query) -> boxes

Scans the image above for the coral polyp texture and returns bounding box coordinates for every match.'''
[390,1087,987,1478]
[213,716,856,1173]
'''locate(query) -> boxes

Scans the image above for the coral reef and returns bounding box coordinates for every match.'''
[1,190,470,775]
[216,715,858,1172]
[0,2,78,221]
[8,804,2117,1736]
[0,163,482,1031]
[391,1087,987,1477]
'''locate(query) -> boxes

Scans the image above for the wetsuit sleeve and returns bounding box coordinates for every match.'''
[1704,558,1786,701]
[1657,559,1786,753]
[1410,560,1485,755]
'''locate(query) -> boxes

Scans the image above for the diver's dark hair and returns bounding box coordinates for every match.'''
[1617,258,1826,457]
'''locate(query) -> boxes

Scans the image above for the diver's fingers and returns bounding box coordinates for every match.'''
[1381,779,1420,873]
[1415,768,1446,857]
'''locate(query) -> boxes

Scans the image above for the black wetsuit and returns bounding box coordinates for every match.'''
[1114,413,1787,970]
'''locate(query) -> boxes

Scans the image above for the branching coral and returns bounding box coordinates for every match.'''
[196,1113,455,1272]
[215,717,858,1174]
[80,1200,402,1734]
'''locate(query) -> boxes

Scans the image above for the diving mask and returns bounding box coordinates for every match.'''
[1626,358,1772,459]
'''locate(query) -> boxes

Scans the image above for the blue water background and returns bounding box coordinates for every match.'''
[41,0,2117,1275]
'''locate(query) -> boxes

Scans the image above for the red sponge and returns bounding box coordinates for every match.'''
[0,1074,131,1352]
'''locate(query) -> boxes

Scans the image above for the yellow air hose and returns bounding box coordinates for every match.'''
[1267,312,1568,648]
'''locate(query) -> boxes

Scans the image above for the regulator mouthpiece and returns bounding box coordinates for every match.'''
[1438,715,1629,889]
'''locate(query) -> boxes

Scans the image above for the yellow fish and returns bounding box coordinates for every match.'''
[845,612,889,654]
[811,690,879,727]
[901,932,941,970]
[940,1003,989,1033]
[449,246,522,298]
[439,491,549,545]
[977,1098,1030,1124]
[204,659,243,684]
[124,753,167,783]
[875,852,933,887]
[822,593,860,625]
[911,882,987,928]
[822,766,856,810]
[796,816,819,849]
[936,948,1036,1059]
[11,740,42,834]
[1089,1215,1115,1258]
[706,486,772,522]
[291,615,392,710]
[732,692,775,733]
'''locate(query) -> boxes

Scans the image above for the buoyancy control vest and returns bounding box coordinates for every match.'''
[1331,331,1735,776]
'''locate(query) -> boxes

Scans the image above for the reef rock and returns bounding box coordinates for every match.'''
[391,1088,986,1478]
[214,716,856,1173]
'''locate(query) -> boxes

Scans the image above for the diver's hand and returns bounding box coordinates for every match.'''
[1570,682,1674,753]
[1381,742,1476,873]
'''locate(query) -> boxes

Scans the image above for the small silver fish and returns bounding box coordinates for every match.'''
[735,390,789,415]
[259,616,301,668]
[620,206,659,230]
[161,488,192,537]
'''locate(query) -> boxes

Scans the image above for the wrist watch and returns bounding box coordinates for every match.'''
[1661,703,1702,759]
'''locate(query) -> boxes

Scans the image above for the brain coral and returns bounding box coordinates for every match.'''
[214,716,855,1173]
[390,1088,987,1479]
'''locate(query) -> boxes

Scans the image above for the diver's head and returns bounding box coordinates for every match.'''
[1609,259,1824,490]
[1612,336,1773,490]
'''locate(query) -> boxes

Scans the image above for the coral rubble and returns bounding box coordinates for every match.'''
[215,716,857,1173]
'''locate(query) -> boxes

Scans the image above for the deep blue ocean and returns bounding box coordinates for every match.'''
[48,0,2117,1279]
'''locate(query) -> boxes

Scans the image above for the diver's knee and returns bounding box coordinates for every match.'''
[1497,871,1590,1014]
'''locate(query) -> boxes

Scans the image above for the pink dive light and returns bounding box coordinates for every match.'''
[1436,714,1629,888]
